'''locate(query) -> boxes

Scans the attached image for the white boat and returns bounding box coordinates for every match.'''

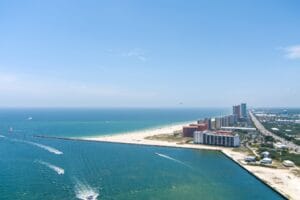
[9,127,13,133]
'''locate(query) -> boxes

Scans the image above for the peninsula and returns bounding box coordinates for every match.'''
[80,105,300,200]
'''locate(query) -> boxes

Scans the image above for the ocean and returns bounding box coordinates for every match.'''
[0,108,284,199]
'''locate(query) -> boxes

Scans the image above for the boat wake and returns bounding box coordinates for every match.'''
[25,141,63,155]
[74,180,99,200]
[12,139,63,155]
[36,160,65,175]
[155,152,192,169]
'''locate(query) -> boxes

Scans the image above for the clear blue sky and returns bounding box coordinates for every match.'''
[0,0,300,107]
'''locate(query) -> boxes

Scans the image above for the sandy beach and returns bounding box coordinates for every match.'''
[80,122,300,200]
[222,149,300,200]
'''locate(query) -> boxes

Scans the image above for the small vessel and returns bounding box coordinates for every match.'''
[9,127,13,133]
[87,195,95,200]
[27,116,33,120]
[77,192,98,200]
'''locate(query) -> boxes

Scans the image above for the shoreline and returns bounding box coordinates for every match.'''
[36,122,300,200]
[76,120,195,139]
[221,151,288,200]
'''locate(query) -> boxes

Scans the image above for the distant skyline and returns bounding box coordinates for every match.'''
[0,0,300,107]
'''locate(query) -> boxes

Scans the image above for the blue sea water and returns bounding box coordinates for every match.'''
[0,108,285,199]
[0,108,229,137]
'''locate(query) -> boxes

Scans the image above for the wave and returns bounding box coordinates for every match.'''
[36,160,65,175]
[155,152,192,169]
[0,135,6,138]
[74,180,99,200]
[11,139,63,155]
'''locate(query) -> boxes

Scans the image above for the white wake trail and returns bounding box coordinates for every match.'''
[37,160,65,175]
[25,141,63,155]
[11,139,63,155]
[155,152,192,168]
[74,180,99,200]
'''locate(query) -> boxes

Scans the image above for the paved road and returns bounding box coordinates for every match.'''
[249,110,300,153]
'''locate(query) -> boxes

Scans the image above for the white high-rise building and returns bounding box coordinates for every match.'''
[194,131,240,147]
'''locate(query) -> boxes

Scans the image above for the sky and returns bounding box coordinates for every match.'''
[0,0,300,108]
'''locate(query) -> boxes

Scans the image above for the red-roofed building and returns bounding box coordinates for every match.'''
[190,123,208,131]
[215,130,233,135]
[182,126,198,137]
[183,123,208,137]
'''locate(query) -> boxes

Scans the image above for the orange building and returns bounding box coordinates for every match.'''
[182,126,198,137]
[182,123,208,137]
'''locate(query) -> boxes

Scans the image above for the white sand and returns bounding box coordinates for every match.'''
[80,122,300,200]
[222,149,300,200]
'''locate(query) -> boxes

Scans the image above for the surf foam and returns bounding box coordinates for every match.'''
[37,160,65,175]
[155,152,192,168]
[75,180,99,200]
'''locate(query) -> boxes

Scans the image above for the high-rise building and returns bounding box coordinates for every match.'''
[228,115,236,126]
[240,103,247,119]
[221,116,229,127]
[210,118,216,130]
[182,126,198,137]
[215,117,221,129]
[233,105,241,119]
[182,123,208,137]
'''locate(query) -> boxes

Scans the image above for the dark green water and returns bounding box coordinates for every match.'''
[0,109,285,199]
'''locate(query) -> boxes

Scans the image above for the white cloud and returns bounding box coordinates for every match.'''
[283,45,300,59]
[106,48,147,62]
[123,48,147,61]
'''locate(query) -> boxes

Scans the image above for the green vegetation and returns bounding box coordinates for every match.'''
[145,133,192,144]
[263,122,300,145]
[260,142,273,148]
[235,131,247,141]
[232,146,254,156]
[264,135,275,142]
[257,147,300,166]
[294,139,300,146]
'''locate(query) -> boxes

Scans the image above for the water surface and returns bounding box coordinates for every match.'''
[0,108,284,199]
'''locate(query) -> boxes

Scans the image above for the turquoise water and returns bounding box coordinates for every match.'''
[0,109,285,199]
[0,108,229,137]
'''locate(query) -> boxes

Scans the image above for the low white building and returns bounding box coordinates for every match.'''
[282,160,295,167]
[260,157,272,164]
[274,142,288,150]
[244,156,256,163]
[261,151,270,158]
[194,131,240,147]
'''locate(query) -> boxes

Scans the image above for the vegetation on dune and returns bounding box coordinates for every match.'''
[257,147,300,166]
